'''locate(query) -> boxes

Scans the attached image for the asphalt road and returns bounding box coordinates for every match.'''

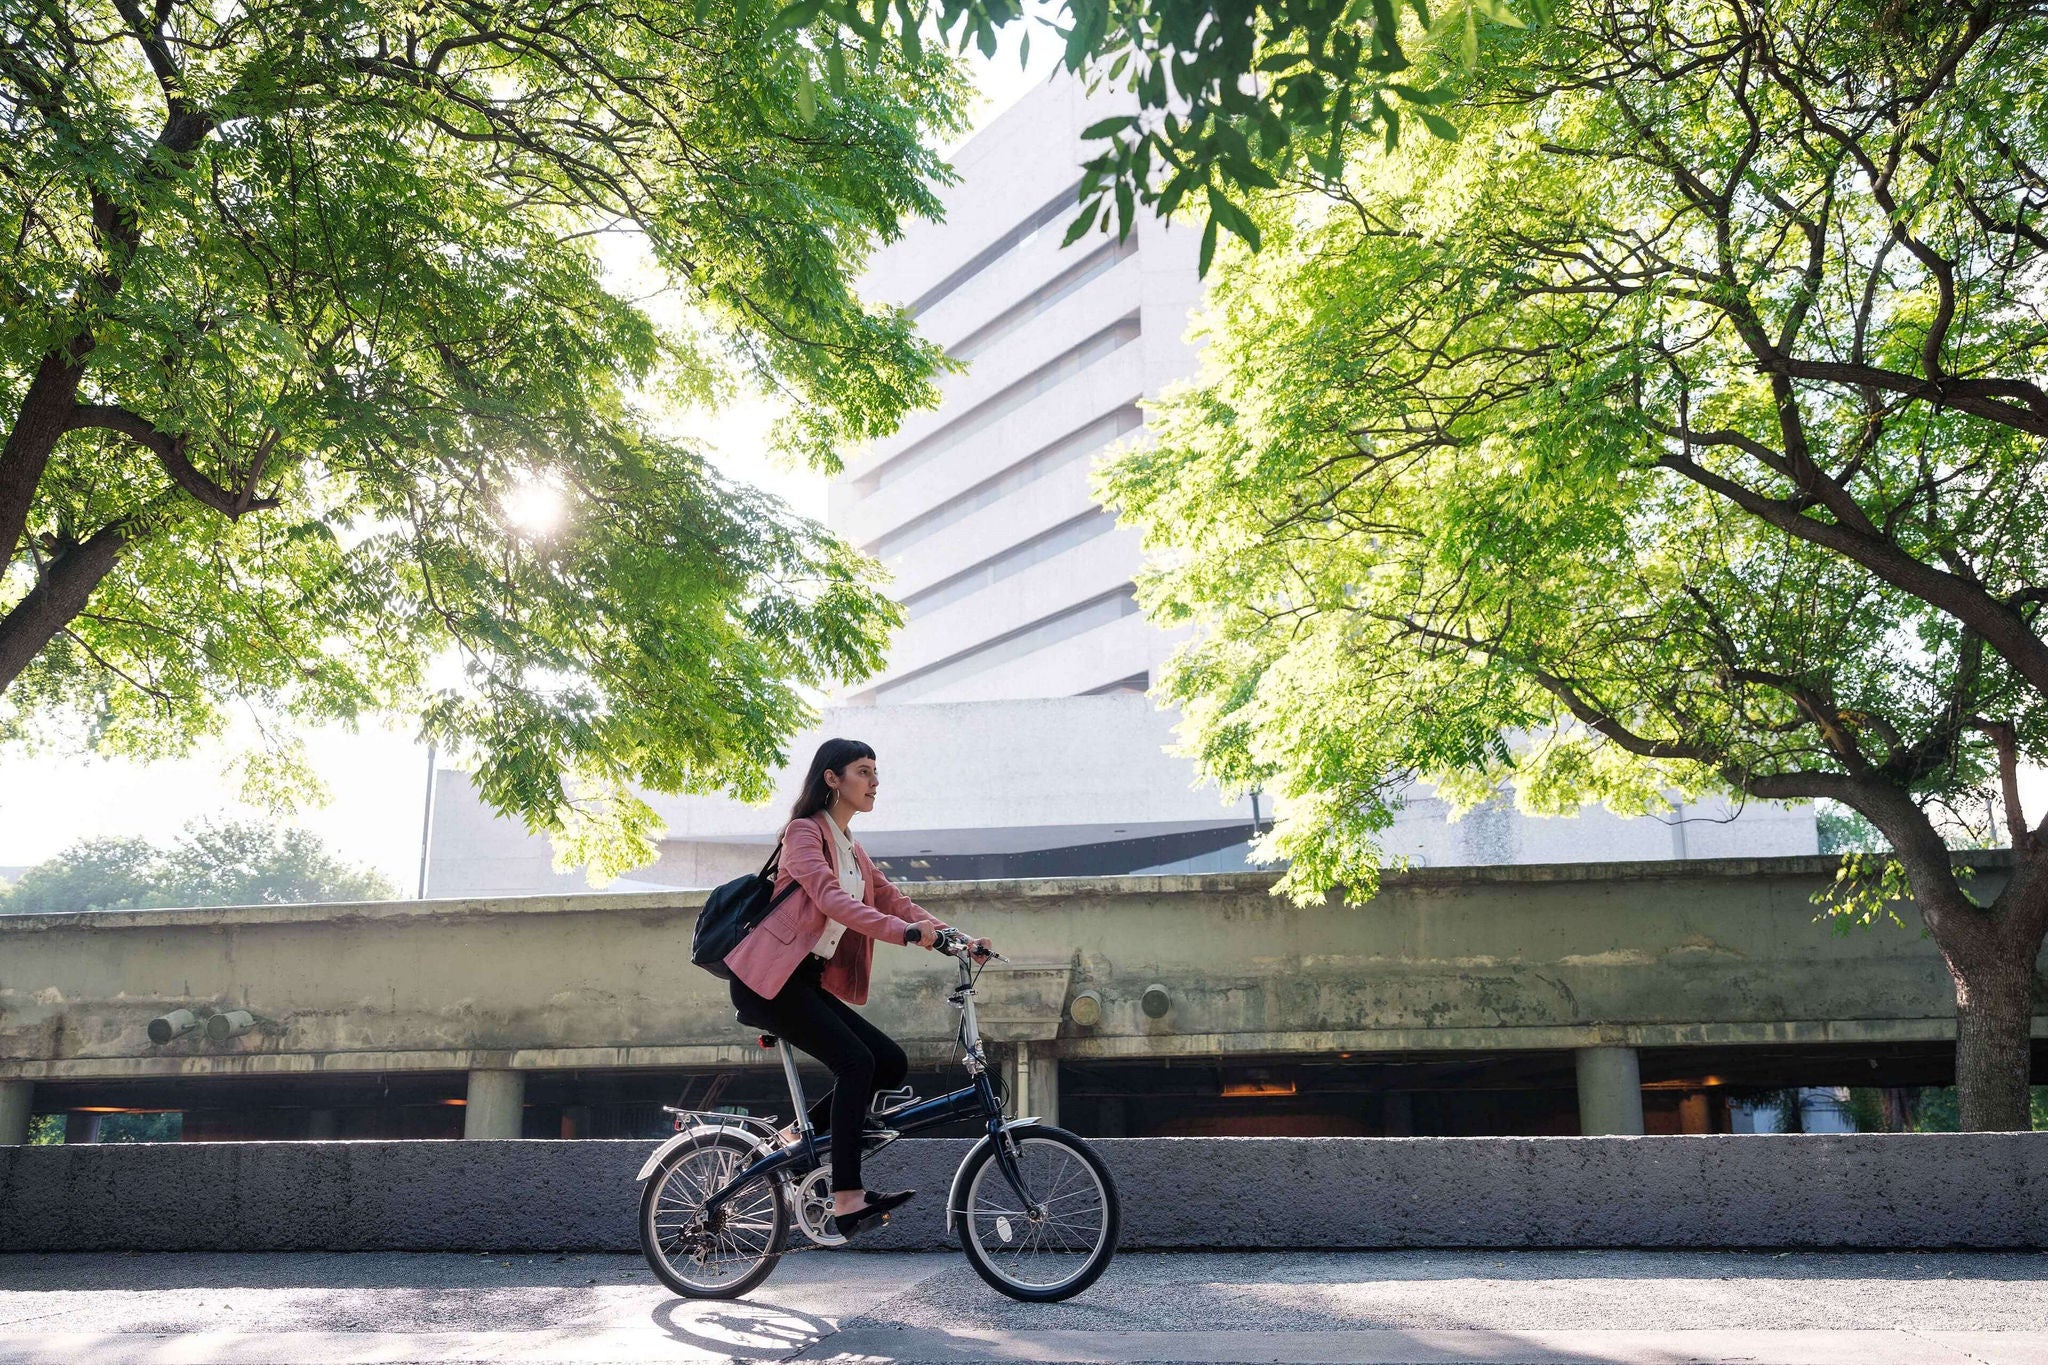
[2,1249,2046,1364]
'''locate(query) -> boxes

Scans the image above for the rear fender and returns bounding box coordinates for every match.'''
[634,1123,763,1182]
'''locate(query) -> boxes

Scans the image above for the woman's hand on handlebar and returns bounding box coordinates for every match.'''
[944,928,997,960]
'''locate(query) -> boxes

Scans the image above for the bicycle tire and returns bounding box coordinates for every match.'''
[955,1125,1120,1302]
[639,1130,788,1299]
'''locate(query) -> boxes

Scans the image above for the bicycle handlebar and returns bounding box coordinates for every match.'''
[933,926,1003,962]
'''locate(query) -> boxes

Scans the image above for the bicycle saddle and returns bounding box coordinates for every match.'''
[733,1009,778,1048]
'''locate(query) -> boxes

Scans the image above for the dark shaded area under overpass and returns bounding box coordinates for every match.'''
[24,1041,2046,1143]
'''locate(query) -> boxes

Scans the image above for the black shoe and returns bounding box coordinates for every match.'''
[832,1188,915,1241]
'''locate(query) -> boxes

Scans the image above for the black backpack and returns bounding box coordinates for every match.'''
[691,839,800,980]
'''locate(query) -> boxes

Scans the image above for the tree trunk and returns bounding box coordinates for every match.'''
[0,341,91,571]
[1952,949,2037,1130]
[1933,866,2047,1131]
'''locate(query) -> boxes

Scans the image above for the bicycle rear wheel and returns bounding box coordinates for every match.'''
[956,1125,1119,1302]
[640,1131,788,1299]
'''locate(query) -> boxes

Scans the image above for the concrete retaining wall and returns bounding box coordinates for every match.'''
[6,1133,2046,1253]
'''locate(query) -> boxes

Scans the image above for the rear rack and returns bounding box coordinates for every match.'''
[660,1106,782,1140]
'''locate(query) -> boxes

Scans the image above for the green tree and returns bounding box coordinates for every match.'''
[795,0,1536,267]
[1103,0,2048,1127]
[0,817,395,912]
[0,834,160,911]
[2,0,965,871]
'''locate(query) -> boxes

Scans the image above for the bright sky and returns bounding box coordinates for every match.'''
[0,38,1065,892]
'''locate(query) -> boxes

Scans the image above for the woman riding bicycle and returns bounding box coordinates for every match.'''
[722,737,993,1239]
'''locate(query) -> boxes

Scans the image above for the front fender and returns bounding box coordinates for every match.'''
[944,1116,1043,1235]
[634,1123,762,1182]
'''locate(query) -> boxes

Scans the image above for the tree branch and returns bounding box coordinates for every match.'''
[66,405,278,518]
[1654,449,2048,699]
[0,526,129,691]
[1971,718,2036,857]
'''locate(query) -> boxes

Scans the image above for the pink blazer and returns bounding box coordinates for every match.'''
[722,812,948,1007]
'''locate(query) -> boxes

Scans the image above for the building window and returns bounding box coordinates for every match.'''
[905,180,1086,318]
[1079,671,1149,696]
[874,586,1142,702]
[949,236,1139,365]
[855,316,1142,496]
[867,406,1143,560]
[901,509,1119,620]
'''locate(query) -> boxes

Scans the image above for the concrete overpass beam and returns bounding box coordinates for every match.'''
[0,1081,32,1145]
[1575,1046,1644,1136]
[463,1069,525,1139]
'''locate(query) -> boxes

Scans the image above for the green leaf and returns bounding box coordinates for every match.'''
[1418,109,1459,140]
[1462,5,1479,69]
[769,0,823,37]
[1207,186,1261,251]
[1082,115,1139,140]
[1062,202,1101,245]
[896,0,923,64]
[1198,212,1220,276]
[825,43,848,94]
[1018,29,1030,67]
[1392,82,1459,106]
[797,64,819,122]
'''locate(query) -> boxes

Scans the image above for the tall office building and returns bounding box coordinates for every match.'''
[831,75,1201,705]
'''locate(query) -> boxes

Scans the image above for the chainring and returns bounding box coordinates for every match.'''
[792,1166,848,1248]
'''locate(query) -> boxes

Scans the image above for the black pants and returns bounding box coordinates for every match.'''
[731,958,908,1193]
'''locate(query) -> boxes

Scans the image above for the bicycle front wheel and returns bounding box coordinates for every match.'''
[639,1130,788,1299]
[956,1125,1119,1301]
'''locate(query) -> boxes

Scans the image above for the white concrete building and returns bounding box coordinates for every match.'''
[420,72,1817,898]
[831,75,1200,704]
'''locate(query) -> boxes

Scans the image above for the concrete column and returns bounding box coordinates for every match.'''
[1006,1042,1031,1119]
[1028,1051,1060,1129]
[305,1108,339,1140]
[463,1069,525,1139]
[65,1112,102,1144]
[1677,1091,1711,1135]
[0,1081,32,1145]
[1575,1046,1645,1136]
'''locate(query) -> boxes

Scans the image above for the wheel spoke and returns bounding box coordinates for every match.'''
[965,1136,1112,1291]
[642,1138,785,1293]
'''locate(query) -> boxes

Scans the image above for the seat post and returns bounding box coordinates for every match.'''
[778,1040,812,1136]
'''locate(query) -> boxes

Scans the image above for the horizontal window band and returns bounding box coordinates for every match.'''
[855,315,1142,497]
[905,179,1086,319]
[865,405,1144,561]
[901,508,1119,620]
[874,585,1142,703]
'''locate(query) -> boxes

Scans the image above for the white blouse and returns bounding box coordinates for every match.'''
[812,817,862,960]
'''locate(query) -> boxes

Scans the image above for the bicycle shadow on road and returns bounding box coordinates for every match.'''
[650,1295,832,1359]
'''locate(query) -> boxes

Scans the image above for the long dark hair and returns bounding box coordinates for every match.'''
[789,738,876,820]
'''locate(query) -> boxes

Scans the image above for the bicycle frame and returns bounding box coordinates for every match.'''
[696,943,1040,1217]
